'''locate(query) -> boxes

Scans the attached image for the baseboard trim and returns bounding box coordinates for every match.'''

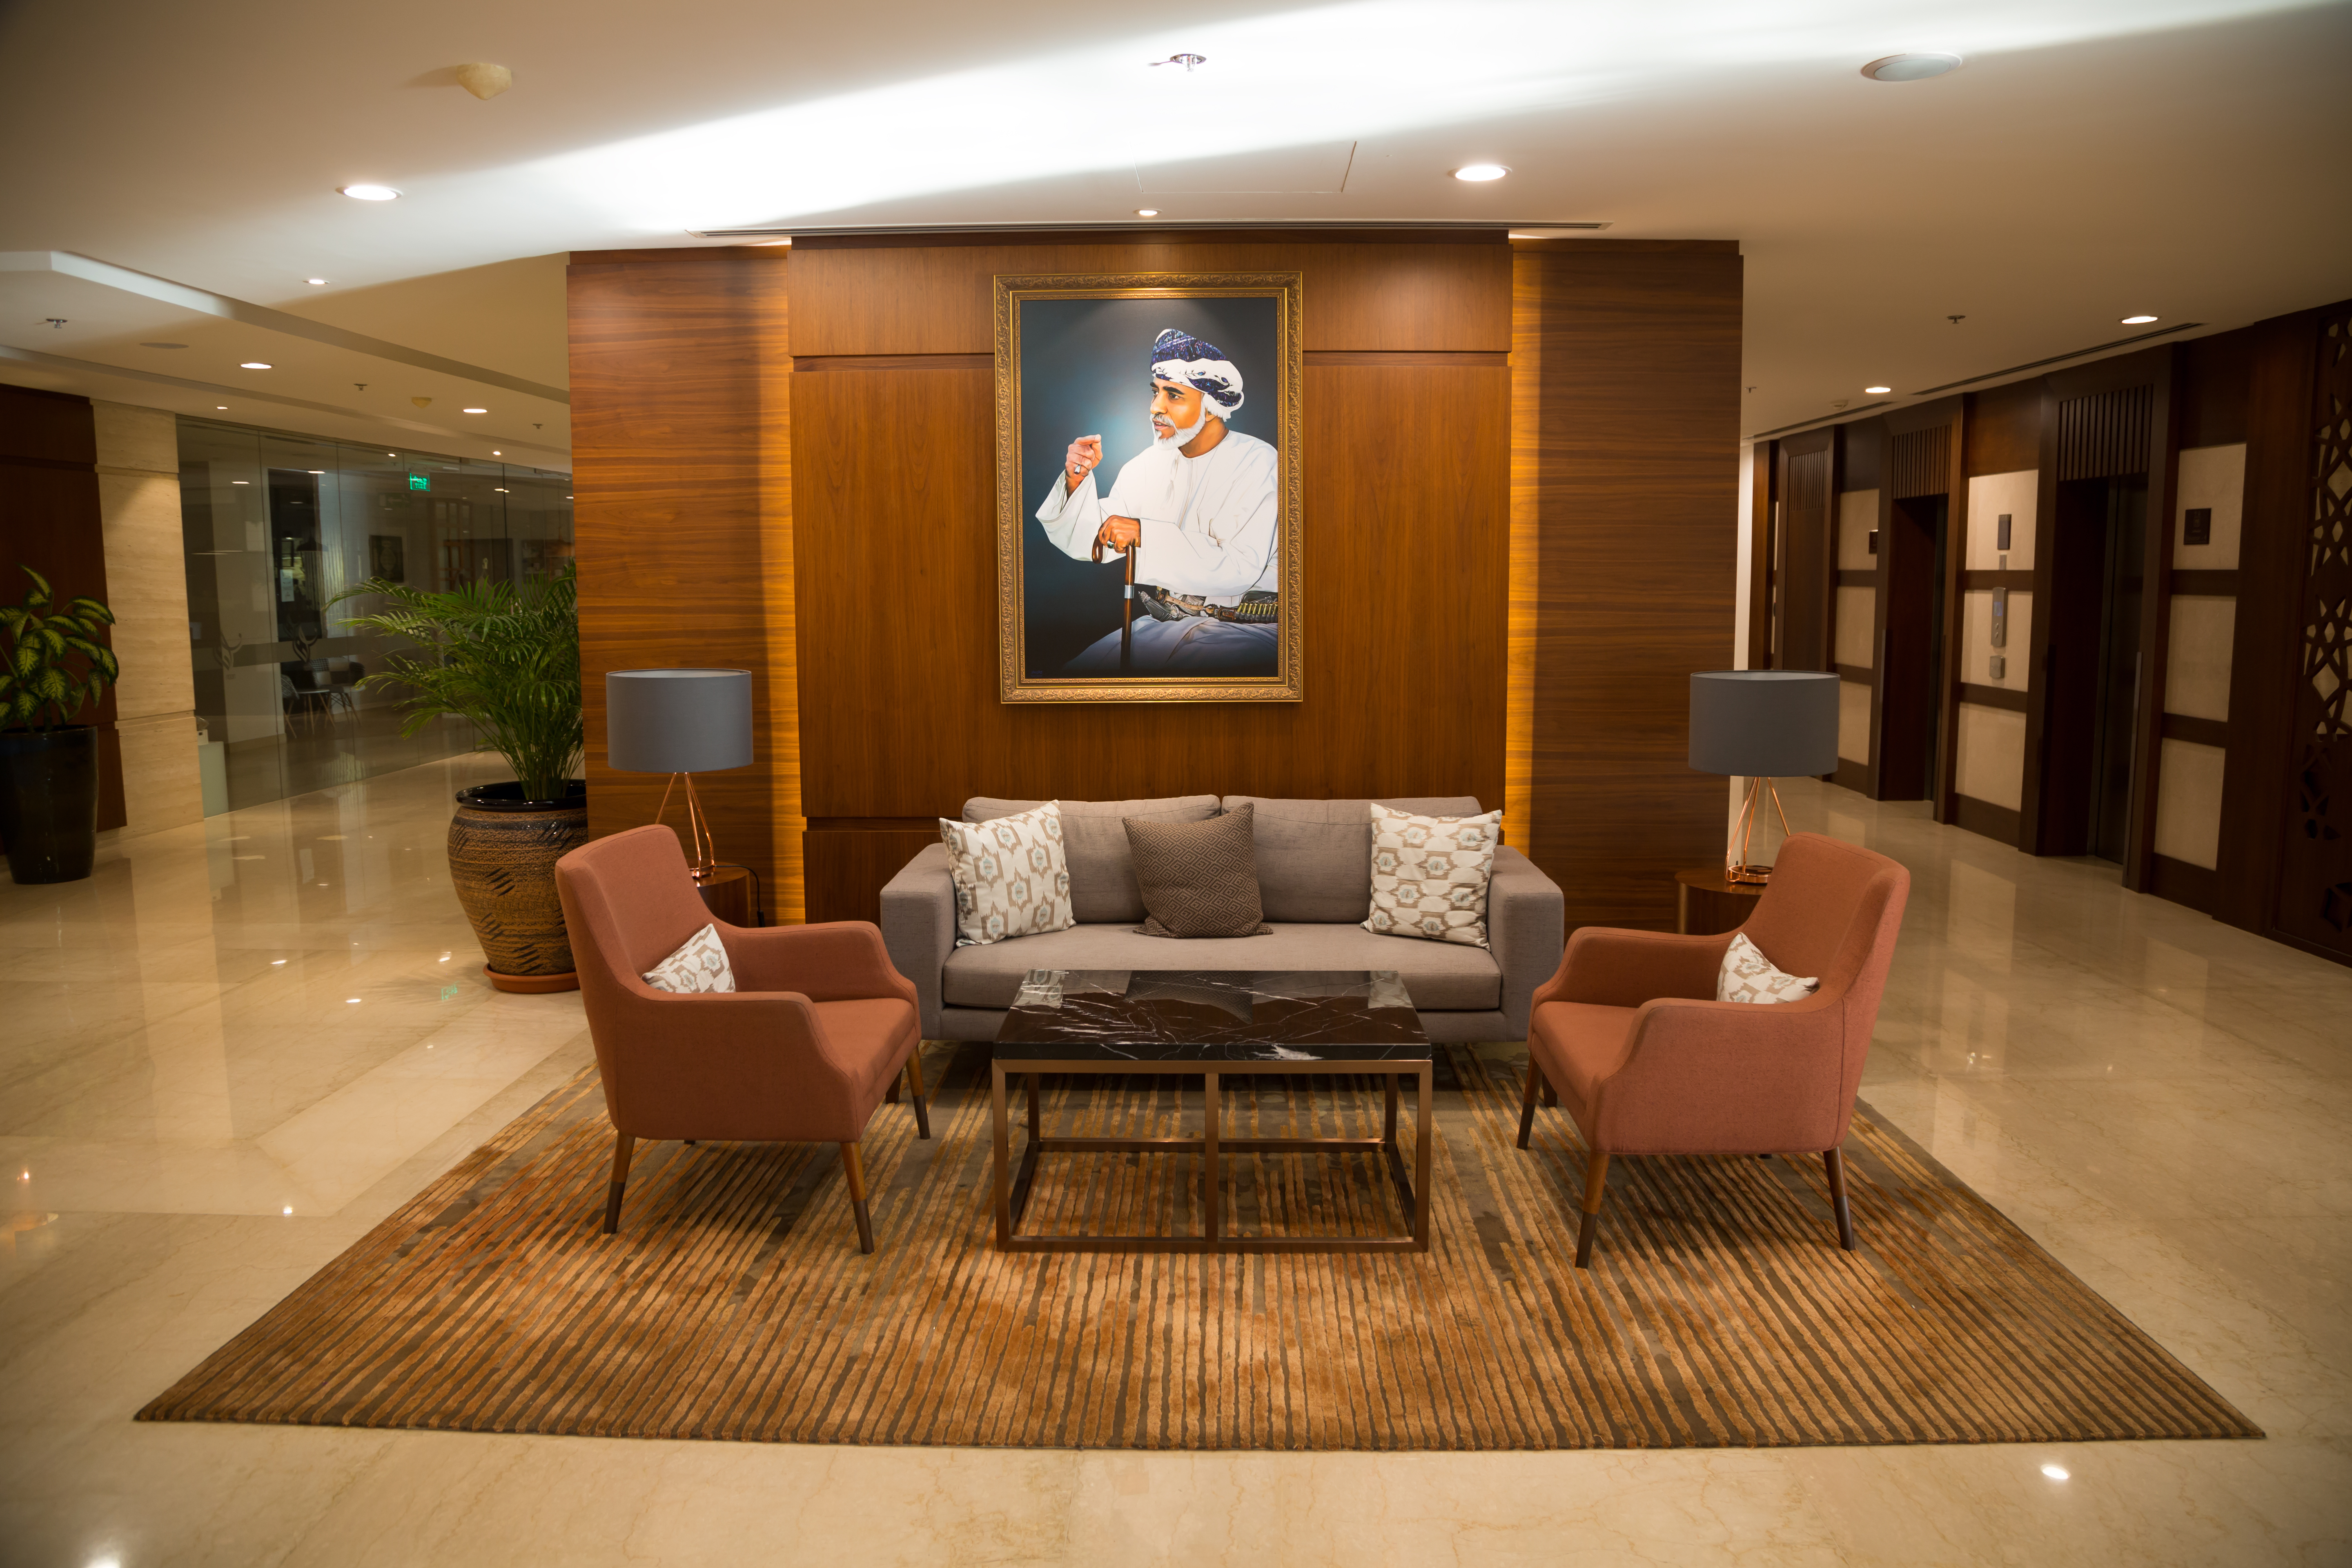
[2149,854,2219,915]
[1953,795,2021,846]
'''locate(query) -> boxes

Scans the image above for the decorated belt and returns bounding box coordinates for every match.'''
[1139,586,1279,624]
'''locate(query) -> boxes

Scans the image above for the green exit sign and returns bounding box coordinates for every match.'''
[407,474,430,491]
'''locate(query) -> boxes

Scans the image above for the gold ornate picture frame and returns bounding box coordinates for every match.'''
[994,272,1303,704]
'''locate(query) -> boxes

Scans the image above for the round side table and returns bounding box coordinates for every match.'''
[1674,869,1764,936]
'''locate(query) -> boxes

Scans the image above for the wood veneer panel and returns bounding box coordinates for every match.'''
[787,239,1510,356]
[805,829,940,928]
[791,360,1508,826]
[1513,246,1742,933]
[568,254,801,918]
[1967,380,2044,477]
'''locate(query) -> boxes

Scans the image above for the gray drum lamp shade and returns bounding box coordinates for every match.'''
[1688,670,1840,777]
[606,669,753,774]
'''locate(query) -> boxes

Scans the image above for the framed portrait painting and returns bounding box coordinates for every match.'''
[994,272,1303,703]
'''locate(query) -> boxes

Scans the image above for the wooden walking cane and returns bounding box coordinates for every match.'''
[1120,542,1135,674]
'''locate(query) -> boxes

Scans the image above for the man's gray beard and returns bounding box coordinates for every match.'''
[1155,405,1209,448]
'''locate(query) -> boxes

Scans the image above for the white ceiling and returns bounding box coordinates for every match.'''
[2,0,2347,452]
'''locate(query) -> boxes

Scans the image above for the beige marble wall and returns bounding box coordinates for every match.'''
[2165,596,2235,721]
[91,400,201,838]
[1960,589,2033,688]
[1838,679,1872,764]
[1965,470,2037,570]
[2175,443,2245,568]
[1835,586,1876,667]
[2154,738,2226,868]
[1838,489,1880,570]
[1955,701,2026,811]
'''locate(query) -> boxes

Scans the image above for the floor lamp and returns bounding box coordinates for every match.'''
[1688,670,1841,885]
[606,668,753,883]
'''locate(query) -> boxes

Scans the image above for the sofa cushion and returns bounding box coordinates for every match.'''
[941,920,1501,1012]
[1365,802,1501,948]
[965,795,1221,924]
[939,803,1074,947]
[1223,796,1484,924]
[1127,804,1272,938]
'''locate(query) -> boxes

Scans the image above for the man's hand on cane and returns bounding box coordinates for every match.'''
[1095,515,1140,552]
[1063,434,1102,493]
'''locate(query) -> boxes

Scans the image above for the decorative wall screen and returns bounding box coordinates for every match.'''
[2277,309,2352,953]
[2056,385,2154,481]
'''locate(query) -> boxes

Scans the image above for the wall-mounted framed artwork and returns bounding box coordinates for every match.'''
[993,271,1303,704]
[368,533,406,584]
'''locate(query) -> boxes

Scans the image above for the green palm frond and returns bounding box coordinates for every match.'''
[331,562,581,798]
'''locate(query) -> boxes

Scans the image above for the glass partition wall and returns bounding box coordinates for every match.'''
[177,416,573,814]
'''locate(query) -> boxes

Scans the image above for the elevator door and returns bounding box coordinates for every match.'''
[2086,477,2147,862]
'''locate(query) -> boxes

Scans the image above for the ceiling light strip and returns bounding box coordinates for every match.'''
[1908,322,2205,397]
[0,251,570,405]
[0,342,567,458]
[1747,401,1896,441]
[689,218,1611,238]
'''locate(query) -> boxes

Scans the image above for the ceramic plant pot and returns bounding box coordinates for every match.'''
[448,781,590,992]
[0,726,99,885]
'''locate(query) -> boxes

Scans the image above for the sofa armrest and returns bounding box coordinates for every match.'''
[1487,846,1564,1039]
[722,920,917,1008]
[1533,926,1734,1012]
[879,841,956,1038]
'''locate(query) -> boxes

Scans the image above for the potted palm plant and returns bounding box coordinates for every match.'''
[334,563,586,992]
[0,568,119,885]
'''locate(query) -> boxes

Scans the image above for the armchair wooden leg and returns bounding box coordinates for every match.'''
[1574,1150,1610,1269]
[905,1048,932,1140]
[885,1075,902,1105]
[1824,1147,1858,1252]
[840,1141,876,1254]
[602,1131,635,1234]
[1541,1076,1558,1107]
[1517,1061,1545,1149]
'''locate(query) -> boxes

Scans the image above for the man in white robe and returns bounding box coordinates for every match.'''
[1036,328,1279,675]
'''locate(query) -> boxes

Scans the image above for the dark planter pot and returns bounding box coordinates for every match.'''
[0,726,99,885]
[448,781,590,993]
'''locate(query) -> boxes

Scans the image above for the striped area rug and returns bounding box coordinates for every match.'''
[139,1046,2258,1449]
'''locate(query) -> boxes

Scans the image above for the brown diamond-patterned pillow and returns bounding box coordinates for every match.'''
[1124,804,1272,939]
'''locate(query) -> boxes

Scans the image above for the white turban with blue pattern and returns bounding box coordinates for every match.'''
[1149,328,1244,419]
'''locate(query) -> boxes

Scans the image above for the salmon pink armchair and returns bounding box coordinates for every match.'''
[1516,833,1909,1267]
[555,825,929,1253]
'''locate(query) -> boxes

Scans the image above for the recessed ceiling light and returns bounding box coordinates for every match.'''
[232,480,249,485]
[308,469,325,474]
[340,184,401,201]
[463,407,488,414]
[1136,208,1159,217]
[216,405,228,410]
[240,361,271,370]
[1861,53,1962,81]
[2040,1462,2069,1481]
[492,450,501,455]
[141,341,187,349]
[1865,385,1892,394]
[2120,314,2159,325]
[307,278,327,286]
[1453,164,1509,182]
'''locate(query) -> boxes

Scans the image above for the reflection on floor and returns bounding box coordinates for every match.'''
[217,704,480,815]
[1,770,2345,1565]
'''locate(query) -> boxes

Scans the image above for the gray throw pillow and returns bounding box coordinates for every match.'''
[1125,803,1272,939]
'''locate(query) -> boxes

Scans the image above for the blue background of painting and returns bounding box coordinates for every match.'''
[1017,294,1279,678]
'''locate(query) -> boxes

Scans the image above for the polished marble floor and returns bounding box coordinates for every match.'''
[1,762,2346,1566]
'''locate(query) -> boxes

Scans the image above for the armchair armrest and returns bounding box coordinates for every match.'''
[1532,926,1734,1013]
[721,920,916,1007]
[1487,846,1564,1039]
[595,987,875,1143]
[879,842,955,1038]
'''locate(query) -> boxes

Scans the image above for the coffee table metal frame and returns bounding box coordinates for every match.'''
[989,1056,1433,1254]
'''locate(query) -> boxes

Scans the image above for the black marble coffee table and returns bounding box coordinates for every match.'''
[989,969,1432,1254]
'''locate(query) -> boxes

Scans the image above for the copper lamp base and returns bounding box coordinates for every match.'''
[1726,775,1792,886]
[653,771,722,882]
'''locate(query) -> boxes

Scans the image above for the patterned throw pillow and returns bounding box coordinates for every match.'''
[1716,932,1820,1004]
[1125,803,1272,938]
[1364,802,1500,947]
[939,802,1075,947]
[641,923,735,993]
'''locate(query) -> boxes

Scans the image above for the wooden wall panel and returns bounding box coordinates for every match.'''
[1777,432,1835,673]
[793,355,1510,815]
[0,383,126,834]
[1513,243,1743,933]
[568,252,801,918]
[1967,379,2044,477]
[788,237,1511,356]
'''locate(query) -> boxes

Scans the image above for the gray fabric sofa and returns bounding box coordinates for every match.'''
[879,795,1566,1044]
